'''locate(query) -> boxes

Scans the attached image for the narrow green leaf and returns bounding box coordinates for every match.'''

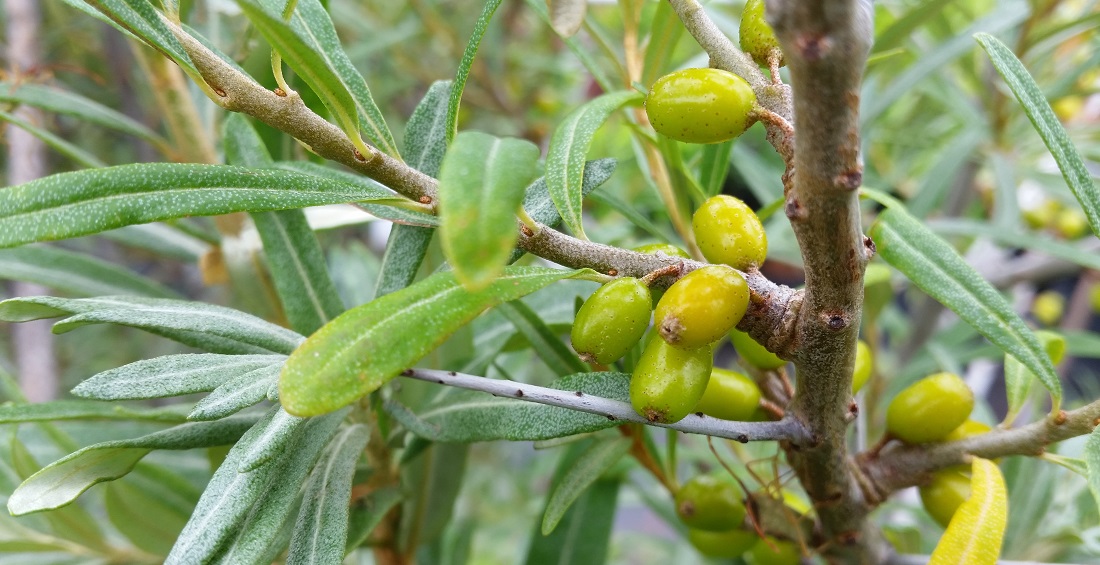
[0,82,166,147]
[525,477,620,565]
[280,265,587,417]
[446,0,505,143]
[273,161,440,227]
[74,354,286,402]
[928,219,1100,271]
[497,301,586,376]
[237,409,307,472]
[0,295,303,355]
[398,442,468,549]
[439,131,541,290]
[976,33,1100,236]
[0,163,405,248]
[167,409,346,565]
[0,400,188,424]
[524,0,615,93]
[929,458,1008,565]
[101,222,210,261]
[542,435,630,535]
[7,415,257,515]
[104,473,192,556]
[641,0,686,86]
[286,424,370,565]
[0,245,179,298]
[374,225,434,299]
[1086,425,1100,514]
[870,207,1061,411]
[698,139,735,198]
[872,0,955,53]
[405,80,453,178]
[345,486,403,553]
[585,190,672,242]
[85,0,199,78]
[386,372,629,442]
[1040,453,1088,478]
[187,363,282,421]
[1003,330,1065,426]
[545,91,644,239]
[0,109,106,168]
[548,0,586,37]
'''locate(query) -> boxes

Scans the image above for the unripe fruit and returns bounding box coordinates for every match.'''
[739,0,785,68]
[919,469,971,528]
[1055,208,1090,239]
[571,277,652,364]
[1036,329,1067,365]
[655,266,750,349]
[886,372,974,444]
[632,242,690,259]
[852,340,872,394]
[645,68,757,144]
[746,538,801,565]
[730,330,785,370]
[630,338,713,423]
[675,475,747,531]
[687,528,758,558]
[944,419,991,442]
[694,368,761,421]
[692,195,768,270]
[1032,290,1065,327]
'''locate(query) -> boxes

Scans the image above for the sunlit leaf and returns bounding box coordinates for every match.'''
[0,245,179,298]
[446,0,504,143]
[929,458,1008,565]
[542,435,630,535]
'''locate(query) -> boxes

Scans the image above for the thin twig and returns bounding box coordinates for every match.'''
[398,368,812,444]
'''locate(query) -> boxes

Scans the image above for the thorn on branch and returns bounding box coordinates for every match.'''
[862,235,876,259]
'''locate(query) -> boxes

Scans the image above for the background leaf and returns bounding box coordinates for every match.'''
[548,0,586,38]
[0,245,179,298]
[445,0,505,143]
[280,267,586,416]
[929,458,1008,565]
[439,131,541,290]
[72,353,286,401]
[541,434,630,535]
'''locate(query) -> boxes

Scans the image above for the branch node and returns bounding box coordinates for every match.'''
[273,87,287,97]
[212,86,226,97]
[820,310,851,331]
[834,167,863,191]
[862,235,876,259]
[1054,410,1068,425]
[784,196,806,221]
[796,33,832,61]
[353,149,367,162]
[418,195,432,205]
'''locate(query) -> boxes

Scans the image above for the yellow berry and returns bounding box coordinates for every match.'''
[739,0,784,68]
[570,277,652,365]
[919,469,971,528]
[694,368,761,421]
[692,195,768,270]
[852,340,872,394]
[646,68,757,144]
[655,266,750,349]
[886,372,974,444]
[1031,291,1065,327]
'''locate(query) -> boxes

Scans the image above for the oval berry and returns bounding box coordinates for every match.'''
[655,265,750,349]
[746,538,801,565]
[886,372,974,444]
[730,329,785,370]
[646,68,757,144]
[739,0,784,68]
[692,195,767,270]
[919,469,971,528]
[693,368,761,421]
[688,528,758,558]
[633,243,690,306]
[630,337,712,423]
[570,277,652,365]
[675,475,746,531]
[944,419,991,442]
[852,340,872,394]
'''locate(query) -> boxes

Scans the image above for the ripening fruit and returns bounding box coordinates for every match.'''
[694,368,761,421]
[886,372,974,444]
[646,68,757,144]
[633,243,691,306]
[571,277,652,365]
[919,469,971,528]
[852,340,872,394]
[1031,290,1065,327]
[656,266,750,349]
[1091,286,1100,314]
[688,528,759,558]
[1056,208,1090,239]
[730,329,785,370]
[631,338,713,423]
[739,0,784,68]
[944,419,992,442]
[746,538,801,565]
[675,475,747,531]
[692,195,768,270]
[1021,198,1061,230]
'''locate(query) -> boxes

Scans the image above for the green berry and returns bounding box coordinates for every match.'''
[886,372,974,444]
[570,277,652,365]
[692,195,768,270]
[694,368,761,421]
[852,340,872,394]
[739,0,784,68]
[919,469,971,528]
[746,538,801,565]
[630,337,713,423]
[687,528,758,558]
[655,265,750,349]
[633,243,691,306]
[675,475,747,531]
[730,329,785,370]
[646,68,757,144]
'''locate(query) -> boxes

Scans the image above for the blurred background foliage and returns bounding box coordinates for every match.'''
[1,0,1099,563]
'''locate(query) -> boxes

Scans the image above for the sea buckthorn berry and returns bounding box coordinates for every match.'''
[675,475,747,531]
[746,538,801,565]
[655,265,749,350]
[1032,290,1065,327]
[632,242,690,259]
[688,528,758,558]
[730,329,784,370]
[1056,208,1090,239]
[919,469,971,528]
[645,68,757,144]
[692,195,767,270]
[1037,329,1067,365]
[886,372,974,444]
[739,0,784,68]
[852,340,873,394]
[630,337,712,423]
[570,277,652,365]
[694,368,761,421]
